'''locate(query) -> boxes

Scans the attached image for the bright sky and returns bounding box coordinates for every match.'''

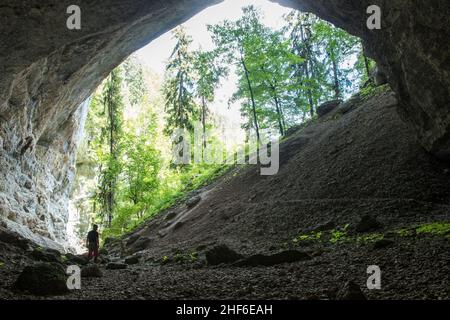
[135,0,293,128]
[137,0,291,74]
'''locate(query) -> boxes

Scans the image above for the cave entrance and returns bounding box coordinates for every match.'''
[67,0,373,252]
[2,0,448,253]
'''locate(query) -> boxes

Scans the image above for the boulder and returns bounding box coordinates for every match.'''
[45,248,62,257]
[165,211,178,221]
[13,263,69,295]
[205,244,243,266]
[29,248,62,264]
[129,237,152,253]
[354,215,382,233]
[317,100,343,117]
[81,264,103,278]
[65,253,88,265]
[186,196,201,208]
[124,255,140,265]
[106,262,128,270]
[233,250,311,267]
[173,221,184,230]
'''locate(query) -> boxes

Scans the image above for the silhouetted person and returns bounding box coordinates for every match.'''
[86,224,99,263]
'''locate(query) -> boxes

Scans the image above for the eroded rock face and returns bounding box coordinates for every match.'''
[0,0,449,248]
[0,99,88,251]
[280,0,450,158]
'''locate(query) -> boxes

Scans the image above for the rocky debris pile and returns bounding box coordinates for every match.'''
[65,253,89,265]
[129,237,152,254]
[205,244,243,266]
[317,100,343,117]
[165,211,178,221]
[13,263,69,295]
[29,248,63,264]
[204,244,312,267]
[233,250,311,267]
[106,262,128,270]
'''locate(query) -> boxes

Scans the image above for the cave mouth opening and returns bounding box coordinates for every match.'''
[67,0,372,253]
[2,0,448,255]
[1,0,450,302]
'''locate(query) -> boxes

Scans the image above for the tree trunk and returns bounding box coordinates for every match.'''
[362,48,372,82]
[270,84,284,136]
[201,95,207,150]
[299,24,315,117]
[241,57,261,145]
[332,57,341,99]
[107,85,115,228]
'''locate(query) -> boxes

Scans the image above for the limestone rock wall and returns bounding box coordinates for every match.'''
[0,100,89,251]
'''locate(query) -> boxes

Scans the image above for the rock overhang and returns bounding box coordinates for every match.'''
[0,0,449,248]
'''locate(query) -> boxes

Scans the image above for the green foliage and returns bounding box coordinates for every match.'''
[192,50,226,105]
[173,253,185,263]
[355,46,376,85]
[83,56,230,239]
[415,222,450,236]
[153,250,200,265]
[395,222,450,239]
[95,67,125,227]
[330,224,349,244]
[161,255,170,264]
[288,221,450,249]
[312,20,361,99]
[163,26,198,135]
[330,229,348,244]
[359,83,390,101]
[396,228,414,237]
[79,7,375,240]
[284,11,328,118]
[208,7,366,136]
[210,6,305,137]
[123,56,147,106]
[292,231,322,244]
[356,233,384,244]
[189,251,199,262]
